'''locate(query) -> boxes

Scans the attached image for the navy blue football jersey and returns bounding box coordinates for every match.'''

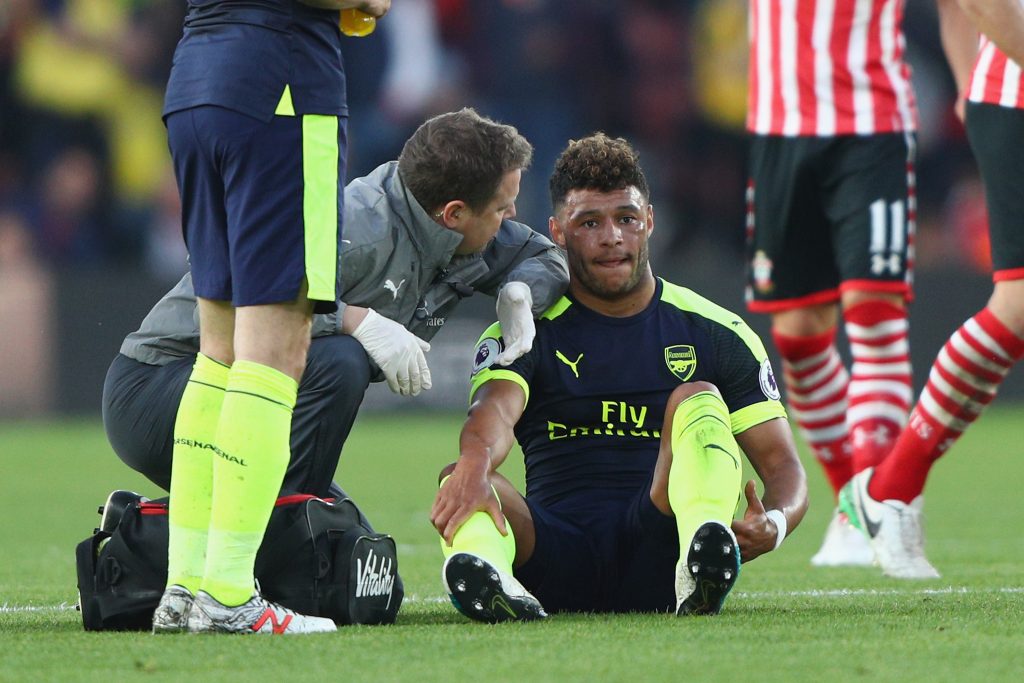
[469,278,787,508]
[164,0,347,121]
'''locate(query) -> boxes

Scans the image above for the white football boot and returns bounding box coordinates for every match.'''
[187,590,336,634]
[152,584,194,634]
[810,507,876,567]
[840,468,940,579]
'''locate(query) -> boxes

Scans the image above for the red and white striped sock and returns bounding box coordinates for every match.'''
[772,328,852,497]
[843,300,913,473]
[871,307,1024,502]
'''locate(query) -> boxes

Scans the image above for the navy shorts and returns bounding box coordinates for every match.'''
[514,485,680,613]
[745,132,916,312]
[965,102,1024,281]
[166,105,346,312]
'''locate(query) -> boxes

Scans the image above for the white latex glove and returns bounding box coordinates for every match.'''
[351,308,432,396]
[495,281,535,366]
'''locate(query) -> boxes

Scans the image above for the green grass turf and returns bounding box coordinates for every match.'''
[1,408,1022,682]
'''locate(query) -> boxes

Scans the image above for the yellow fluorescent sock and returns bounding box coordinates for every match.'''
[167,353,230,594]
[438,477,516,574]
[668,391,743,551]
[202,360,298,606]
[440,512,516,575]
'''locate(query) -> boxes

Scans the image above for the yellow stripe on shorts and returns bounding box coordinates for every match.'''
[274,85,296,116]
[301,115,340,305]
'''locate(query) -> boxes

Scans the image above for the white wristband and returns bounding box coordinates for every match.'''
[765,509,787,551]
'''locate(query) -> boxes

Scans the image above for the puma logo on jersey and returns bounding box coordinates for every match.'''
[384,279,406,300]
[555,350,583,378]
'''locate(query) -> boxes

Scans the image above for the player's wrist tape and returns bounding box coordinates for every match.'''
[765,509,787,550]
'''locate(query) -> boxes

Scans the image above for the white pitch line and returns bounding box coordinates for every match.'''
[0,602,77,613]
[401,586,1024,604]
[4,587,1021,613]
[732,586,1024,599]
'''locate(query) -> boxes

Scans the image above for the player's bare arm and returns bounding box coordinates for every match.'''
[731,418,807,562]
[430,379,526,544]
[955,0,1024,67]
[935,0,982,112]
[298,0,390,16]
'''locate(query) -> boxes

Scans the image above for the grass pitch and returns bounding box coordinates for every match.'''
[1,408,1022,682]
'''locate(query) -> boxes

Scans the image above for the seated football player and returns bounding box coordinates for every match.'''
[430,133,808,621]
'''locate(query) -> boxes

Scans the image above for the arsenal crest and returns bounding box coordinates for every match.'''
[665,345,697,381]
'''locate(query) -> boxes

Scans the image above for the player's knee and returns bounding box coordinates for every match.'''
[662,382,723,430]
[771,303,837,337]
[989,281,1024,337]
[670,381,721,408]
[840,289,905,312]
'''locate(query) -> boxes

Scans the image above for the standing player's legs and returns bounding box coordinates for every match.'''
[770,305,850,494]
[650,382,742,615]
[869,292,1024,500]
[826,134,916,476]
[152,301,235,634]
[745,136,868,566]
[844,104,1024,577]
[826,133,934,579]
[840,292,912,472]
[161,300,234,607]
[155,109,238,629]
[811,134,915,573]
[157,105,342,634]
[199,295,310,604]
[196,107,341,633]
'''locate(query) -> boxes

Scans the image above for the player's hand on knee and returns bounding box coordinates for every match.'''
[730,479,777,563]
[495,281,535,365]
[432,468,507,545]
[352,308,432,396]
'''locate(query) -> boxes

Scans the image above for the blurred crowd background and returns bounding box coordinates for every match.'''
[0,0,1003,417]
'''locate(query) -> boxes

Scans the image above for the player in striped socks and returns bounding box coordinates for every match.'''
[841,0,1024,579]
[743,0,919,566]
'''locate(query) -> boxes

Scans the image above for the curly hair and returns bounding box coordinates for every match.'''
[549,133,650,212]
[398,108,533,213]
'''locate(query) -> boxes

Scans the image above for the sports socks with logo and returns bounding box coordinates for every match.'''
[438,479,516,575]
[843,299,912,472]
[200,360,298,606]
[772,327,851,497]
[870,307,1024,503]
[167,352,229,595]
[667,391,742,551]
